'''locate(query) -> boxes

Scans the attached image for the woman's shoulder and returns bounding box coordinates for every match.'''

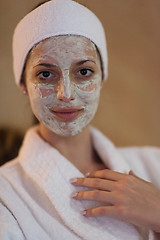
[0,158,19,176]
[118,146,160,187]
[0,157,26,198]
[118,145,160,162]
[0,201,25,240]
[91,126,160,164]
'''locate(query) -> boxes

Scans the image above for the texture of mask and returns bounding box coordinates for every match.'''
[25,36,102,136]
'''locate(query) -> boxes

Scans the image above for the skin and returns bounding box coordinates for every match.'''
[70,169,160,233]
[22,35,105,174]
[23,35,102,136]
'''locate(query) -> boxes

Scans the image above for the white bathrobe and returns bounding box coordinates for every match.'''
[0,126,160,240]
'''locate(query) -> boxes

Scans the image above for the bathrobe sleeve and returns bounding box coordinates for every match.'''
[0,202,25,240]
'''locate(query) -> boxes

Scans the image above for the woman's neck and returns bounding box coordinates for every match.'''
[39,124,102,174]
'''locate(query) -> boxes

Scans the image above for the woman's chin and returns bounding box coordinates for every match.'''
[42,122,82,137]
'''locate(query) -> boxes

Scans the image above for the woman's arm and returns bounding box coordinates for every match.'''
[70,169,160,232]
[0,202,25,240]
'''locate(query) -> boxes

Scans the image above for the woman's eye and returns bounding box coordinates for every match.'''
[37,71,52,80]
[78,69,93,77]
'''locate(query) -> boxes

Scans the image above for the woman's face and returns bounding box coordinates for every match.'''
[24,35,102,136]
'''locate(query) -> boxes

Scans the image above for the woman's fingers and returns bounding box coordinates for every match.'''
[71,190,115,203]
[70,169,160,231]
[85,169,126,181]
[82,206,117,218]
[70,169,128,191]
[70,177,115,191]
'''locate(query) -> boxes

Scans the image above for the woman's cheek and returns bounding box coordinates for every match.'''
[27,83,53,119]
[75,78,101,105]
[37,83,57,98]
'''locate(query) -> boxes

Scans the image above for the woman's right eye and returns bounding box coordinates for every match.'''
[37,71,52,80]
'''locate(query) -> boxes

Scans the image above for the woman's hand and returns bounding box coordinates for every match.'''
[70,169,160,232]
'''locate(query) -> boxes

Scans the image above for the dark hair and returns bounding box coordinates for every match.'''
[0,128,23,166]
[32,0,88,10]
[32,0,51,11]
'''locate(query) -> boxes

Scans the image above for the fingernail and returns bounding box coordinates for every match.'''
[70,178,77,183]
[85,172,90,177]
[83,210,87,216]
[71,192,78,198]
[129,170,135,176]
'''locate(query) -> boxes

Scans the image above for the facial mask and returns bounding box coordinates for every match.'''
[26,36,102,136]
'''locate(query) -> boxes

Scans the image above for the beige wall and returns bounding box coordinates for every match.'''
[0,0,160,146]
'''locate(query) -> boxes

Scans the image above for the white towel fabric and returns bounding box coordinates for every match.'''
[12,0,108,86]
[0,126,160,239]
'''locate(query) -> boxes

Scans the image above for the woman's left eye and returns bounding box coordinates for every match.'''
[78,69,93,77]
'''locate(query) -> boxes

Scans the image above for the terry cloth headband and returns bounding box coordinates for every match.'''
[12,0,108,86]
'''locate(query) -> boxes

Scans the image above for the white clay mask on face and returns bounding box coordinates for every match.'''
[25,35,102,136]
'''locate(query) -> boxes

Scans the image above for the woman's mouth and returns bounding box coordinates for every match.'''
[49,108,84,121]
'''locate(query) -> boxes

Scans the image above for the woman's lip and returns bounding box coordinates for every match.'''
[51,108,83,113]
[50,108,84,121]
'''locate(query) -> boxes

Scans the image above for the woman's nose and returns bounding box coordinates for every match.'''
[57,71,75,102]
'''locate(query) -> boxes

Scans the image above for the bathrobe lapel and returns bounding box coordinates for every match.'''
[90,127,131,173]
[19,127,142,240]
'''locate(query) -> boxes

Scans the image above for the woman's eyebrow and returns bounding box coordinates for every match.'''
[33,63,58,68]
[76,60,96,65]
[33,60,96,68]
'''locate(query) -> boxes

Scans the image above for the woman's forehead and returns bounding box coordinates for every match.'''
[30,35,98,60]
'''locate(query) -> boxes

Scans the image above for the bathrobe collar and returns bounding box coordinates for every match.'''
[19,126,141,240]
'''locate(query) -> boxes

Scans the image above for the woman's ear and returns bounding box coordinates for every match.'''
[20,83,28,95]
[100,79,104,89]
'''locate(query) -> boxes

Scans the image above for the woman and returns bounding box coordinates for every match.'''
[0,0,160,239]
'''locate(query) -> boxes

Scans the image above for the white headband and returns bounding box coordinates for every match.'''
[12,0,108,86]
